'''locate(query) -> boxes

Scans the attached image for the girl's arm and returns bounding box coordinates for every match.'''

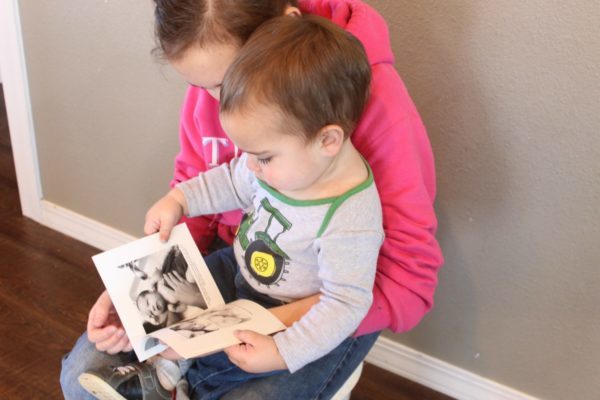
[268,294,321,327]
[352,65,444,335]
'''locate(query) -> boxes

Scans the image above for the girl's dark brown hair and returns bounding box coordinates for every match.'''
[152,0,298,60]
[220,15,372,141]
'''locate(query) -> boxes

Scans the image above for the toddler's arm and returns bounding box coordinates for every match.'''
[146,155,253,244]
[272,186,384,372]
[175,155,254,219]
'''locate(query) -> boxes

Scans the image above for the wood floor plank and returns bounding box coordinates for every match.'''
[352,363,454,400]
[0,298,72,398]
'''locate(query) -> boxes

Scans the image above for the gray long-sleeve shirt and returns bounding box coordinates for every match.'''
[177,154,383,372]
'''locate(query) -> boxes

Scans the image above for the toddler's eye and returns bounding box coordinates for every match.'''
[258,157,272,165]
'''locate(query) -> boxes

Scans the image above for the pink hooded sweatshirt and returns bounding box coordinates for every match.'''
[170,0,444,335]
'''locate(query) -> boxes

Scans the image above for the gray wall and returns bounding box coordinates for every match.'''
[18,1,600,398]
[20,0,185,234]
[367,1,599,398]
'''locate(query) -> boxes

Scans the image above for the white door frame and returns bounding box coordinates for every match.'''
[0,0,43,221]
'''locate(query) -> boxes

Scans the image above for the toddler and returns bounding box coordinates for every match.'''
[80,14,383,399]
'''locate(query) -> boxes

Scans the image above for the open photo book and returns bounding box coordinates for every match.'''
[92,223,286,362]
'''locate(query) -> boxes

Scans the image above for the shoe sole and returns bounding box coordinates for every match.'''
[78,372,127,400]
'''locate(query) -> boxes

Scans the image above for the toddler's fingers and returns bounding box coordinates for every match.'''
[233,329,259,346]
[144,218,160,236]
[159,224,173,242]
[223,345,240,361]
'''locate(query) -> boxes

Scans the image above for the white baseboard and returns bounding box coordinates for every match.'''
[38,200,137,251]
[35,201,536,400]
[365,336,537,400]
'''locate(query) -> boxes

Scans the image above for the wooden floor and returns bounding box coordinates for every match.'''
[0,85,453,400]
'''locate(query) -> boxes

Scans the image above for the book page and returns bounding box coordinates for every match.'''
[92,223,224,361]
[149,299,286,359]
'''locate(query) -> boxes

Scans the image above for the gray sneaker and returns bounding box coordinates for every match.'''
[78,363,172,400]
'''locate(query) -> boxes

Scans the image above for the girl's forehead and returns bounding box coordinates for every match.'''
[172,43,240,88]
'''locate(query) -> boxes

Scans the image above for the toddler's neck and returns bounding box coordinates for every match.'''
[280,141,368,200]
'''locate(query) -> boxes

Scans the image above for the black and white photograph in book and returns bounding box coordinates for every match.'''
[170,304,252,339]
[118,244,208,333]
[92,224,284,362]
[92,224,226,361]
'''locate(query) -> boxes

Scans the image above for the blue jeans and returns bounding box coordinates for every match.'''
[60,247,380,399]
[60,333,137,400]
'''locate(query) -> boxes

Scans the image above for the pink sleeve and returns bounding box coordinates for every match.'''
[354,66,444,335]
[170,88,207,188]
[170,87,218,254]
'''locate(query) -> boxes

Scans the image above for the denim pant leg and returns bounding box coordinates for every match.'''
[203,246,239,304]
[60,332,137,400]
[187,351,283,400]
[221,331,381,400]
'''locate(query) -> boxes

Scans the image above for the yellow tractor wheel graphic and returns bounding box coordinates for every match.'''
[245,239,285,285]
[250,251,276,278]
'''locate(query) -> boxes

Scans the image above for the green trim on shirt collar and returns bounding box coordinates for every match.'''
[258,180,336,206]
[257,161,375,237]
[317,162,374,237]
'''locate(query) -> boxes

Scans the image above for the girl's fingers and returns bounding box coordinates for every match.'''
[96,329,124,354]
[103,329,128,354]
[122,341,133,353]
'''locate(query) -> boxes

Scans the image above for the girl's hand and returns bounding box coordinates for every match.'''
[224,330,287,373]
[87,290,132,354]
[160,347,183,361]
[144,188,187,242]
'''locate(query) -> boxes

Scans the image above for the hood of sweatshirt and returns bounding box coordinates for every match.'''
[299,0,394,66]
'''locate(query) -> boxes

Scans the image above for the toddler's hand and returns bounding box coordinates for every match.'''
[224,330,287,373]
[144,188,187,242]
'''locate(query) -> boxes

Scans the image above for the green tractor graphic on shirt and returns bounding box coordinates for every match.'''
[237,197,291,286]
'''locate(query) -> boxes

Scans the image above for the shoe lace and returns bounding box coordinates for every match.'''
[113,365,136,375]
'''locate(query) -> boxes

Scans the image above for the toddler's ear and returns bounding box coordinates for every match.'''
[318,125,345,157]
[283,6,301,17]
